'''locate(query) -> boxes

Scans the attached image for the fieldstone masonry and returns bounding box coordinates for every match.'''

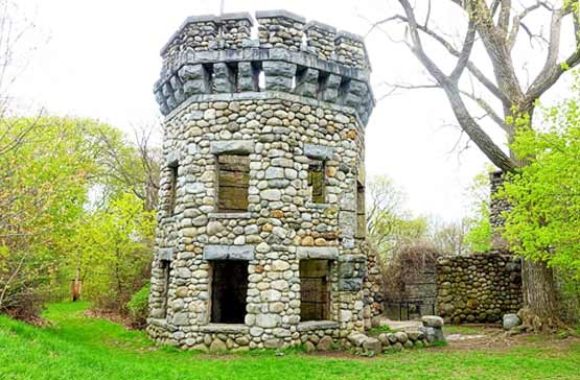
[147,10,380,350]
[436,254,523,324]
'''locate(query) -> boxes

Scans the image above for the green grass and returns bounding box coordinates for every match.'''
[367,324,396,336]
[444,325,489,335]
[0,302,579,380]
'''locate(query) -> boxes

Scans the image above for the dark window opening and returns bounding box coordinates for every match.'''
[308,159,325,204]
[211,261,249,323]
[217,154,249,212]
[300,260,330,321]
[317,71,329,99]
[167,163,178,215]
[356,181,366,239]
[160,260,171,318]
[338,76,351,99]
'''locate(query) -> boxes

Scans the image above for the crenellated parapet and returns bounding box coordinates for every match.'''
[154,10,374,125]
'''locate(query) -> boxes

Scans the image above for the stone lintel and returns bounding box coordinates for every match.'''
[255,9,307,24]
[297,320,339,332]
[166,151,179,166]
[203,245,255,261]
[158,248,174,261]
[210,140,255,155]
[200,323,249,333]
[304,144,334,160]
[297,246,338,260]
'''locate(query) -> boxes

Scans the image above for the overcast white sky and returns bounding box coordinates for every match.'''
[10,0,575,222]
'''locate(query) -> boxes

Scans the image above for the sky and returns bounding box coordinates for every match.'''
[9,0,576,222]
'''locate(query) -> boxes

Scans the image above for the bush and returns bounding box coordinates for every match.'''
[381,242,441,303]
[2,290,46,325]
[126,283,150,329]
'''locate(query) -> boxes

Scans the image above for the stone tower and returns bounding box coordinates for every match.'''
[147,10,376,351]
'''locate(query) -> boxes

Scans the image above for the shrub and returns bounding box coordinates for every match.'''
[126,283,150,329]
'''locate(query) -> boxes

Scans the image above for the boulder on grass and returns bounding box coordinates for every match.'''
[502,313,521,330]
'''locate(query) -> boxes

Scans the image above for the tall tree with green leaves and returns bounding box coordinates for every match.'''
[500,77,580,321]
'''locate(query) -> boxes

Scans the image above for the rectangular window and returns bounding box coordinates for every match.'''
[160,260,171,318]
[308,159,325,204]
[300,260,330,321]
[356,182,366,239]
[167,163,178,215]
[217,154,249,212]
[211,261,249,323]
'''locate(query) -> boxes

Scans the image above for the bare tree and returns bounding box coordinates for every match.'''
[90,124,161,211]
[369,0,579,324]
[0,0,42,156]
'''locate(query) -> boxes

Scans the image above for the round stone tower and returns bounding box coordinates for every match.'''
[147,10,377,351]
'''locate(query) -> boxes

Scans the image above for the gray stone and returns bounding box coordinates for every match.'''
[422,315,444,328]
[338,278,363,291]
[407,330,424,341]
[203,245,255,260]
[316,336,333,351]
[347,333,367,347]
[209,339,227,353]
[303,144,334,160]
[296,246,338,260]
[210,140,254,155]
[158,247,173,261]
[502,313,521,330]
[362,337,381,353]
[394,331,408,344]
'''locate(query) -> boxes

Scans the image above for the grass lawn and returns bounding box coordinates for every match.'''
[0,302,579,380]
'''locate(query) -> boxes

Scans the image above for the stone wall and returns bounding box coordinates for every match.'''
[437,254,522,324]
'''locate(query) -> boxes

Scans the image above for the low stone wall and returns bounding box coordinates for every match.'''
[437,253,522,324]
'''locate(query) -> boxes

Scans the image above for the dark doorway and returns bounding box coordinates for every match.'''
[211,261,249,323]
[300,260,330,321]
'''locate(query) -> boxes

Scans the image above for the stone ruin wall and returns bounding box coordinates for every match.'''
[147,10,380,351]
[436,254,523,324]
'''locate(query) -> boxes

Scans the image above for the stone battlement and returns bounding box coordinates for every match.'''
[155,10,374,124]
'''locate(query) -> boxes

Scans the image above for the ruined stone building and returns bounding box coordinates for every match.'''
[147,10,378,351]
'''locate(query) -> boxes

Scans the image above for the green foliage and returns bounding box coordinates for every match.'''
[0,302,579,379]
[464,171,493,253]
[71,192,155,310]
[500,76,580,280]
[0,117,99,317]
[367,325,396,336]
[127,283,150,328]
[0,116,158,319]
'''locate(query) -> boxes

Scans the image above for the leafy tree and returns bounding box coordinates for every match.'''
[70,193,155,311]
[0,116,160,319]
[464,171,493,253]
[501,79,580,280]
[0,117,97,318]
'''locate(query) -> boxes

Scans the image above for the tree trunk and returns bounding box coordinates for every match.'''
[522,260,561,327]
[500,104,562,327]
